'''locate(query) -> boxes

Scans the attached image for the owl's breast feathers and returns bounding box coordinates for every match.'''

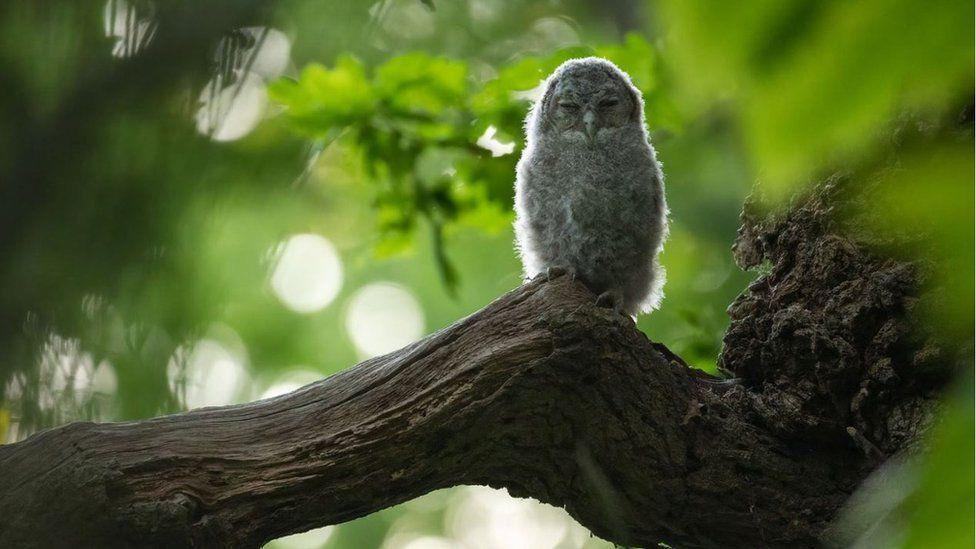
[527,150,659,230]
[520,160,659,275]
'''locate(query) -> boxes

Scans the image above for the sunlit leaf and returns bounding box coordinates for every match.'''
[268,55,376,136]
[595,33,656,91]
[375,53,467,115]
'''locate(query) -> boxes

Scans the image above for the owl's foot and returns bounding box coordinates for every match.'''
[546,266,575,282]
[595,290,626,315]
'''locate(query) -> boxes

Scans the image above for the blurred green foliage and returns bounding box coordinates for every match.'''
[902,374,975,549]
[0,0,971,548]
[267,34,674,291]
[661,0,973,193]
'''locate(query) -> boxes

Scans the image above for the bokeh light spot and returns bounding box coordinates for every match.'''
[239,27,292,80]
[345,283,424,358]
[476,126,515,157]
[264,526,335,549]
[103,0,157,58]
[270,234,344,314]
[510,80,546,103]
[446,486,602,549]
[259,369,322,400]
[91,361,118,395]
[384,535,458,549]
[167,330,249,409]
[195,72,268,142]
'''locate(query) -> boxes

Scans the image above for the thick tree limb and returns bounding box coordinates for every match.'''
[0,276,838,548]
[0,179,952,549]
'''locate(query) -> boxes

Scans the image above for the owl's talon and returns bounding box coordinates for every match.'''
[595,291,625,315]
[546,266,573,282]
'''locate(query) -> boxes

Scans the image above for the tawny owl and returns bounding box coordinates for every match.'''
[514,57,668,317]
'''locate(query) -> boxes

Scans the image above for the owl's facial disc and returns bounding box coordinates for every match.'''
[549,75,634,145]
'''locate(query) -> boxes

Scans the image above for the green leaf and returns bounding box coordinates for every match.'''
[373,230,415,258]
[746,0,975,195]
[470,46,593,118]
[865,142,975,339]
[595,33,656,91]
[268,55,376,136]
[902,376,975,549]
[374,53,467,115]
[660,0,975,197]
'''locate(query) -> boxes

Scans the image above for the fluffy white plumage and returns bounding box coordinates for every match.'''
[513,57,669,316]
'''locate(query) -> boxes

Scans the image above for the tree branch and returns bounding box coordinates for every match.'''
[0,178,952,549]
[0,275,847,549]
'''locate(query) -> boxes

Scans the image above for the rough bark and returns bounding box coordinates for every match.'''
[0,179,954,549]
[722,176,957,456]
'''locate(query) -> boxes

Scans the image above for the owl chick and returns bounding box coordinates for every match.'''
[514,57,668,317]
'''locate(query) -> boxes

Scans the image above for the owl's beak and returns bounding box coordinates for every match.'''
[583,110,597,143]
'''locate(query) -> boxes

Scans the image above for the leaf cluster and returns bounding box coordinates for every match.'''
[269,34,673,289]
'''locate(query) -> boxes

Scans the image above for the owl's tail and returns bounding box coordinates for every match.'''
[638,259,666,314]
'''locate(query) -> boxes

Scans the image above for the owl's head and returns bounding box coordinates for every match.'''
[533,57,643,146]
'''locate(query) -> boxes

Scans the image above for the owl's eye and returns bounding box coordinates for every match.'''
[599,98,619,108]
[558,102,580,111]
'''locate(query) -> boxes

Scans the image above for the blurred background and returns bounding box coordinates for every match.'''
[0,0,971,548]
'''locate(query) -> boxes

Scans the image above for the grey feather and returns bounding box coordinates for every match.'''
[513,57,669,316]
